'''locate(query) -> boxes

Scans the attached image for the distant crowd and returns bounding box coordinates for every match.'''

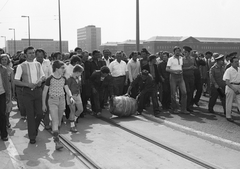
[0,45,238,150]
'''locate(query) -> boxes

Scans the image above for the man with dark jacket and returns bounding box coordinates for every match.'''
[126,70,161,117]
[182,46,196,112]
[0,63,10,141]
[142,54,161,108]
[158,51,171,110]
[83,50,106,114]
[89,66,113,116]
[208,53,226,114]
[142,54,161,84]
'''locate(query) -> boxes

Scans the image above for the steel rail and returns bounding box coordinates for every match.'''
[97,116,221,169]
[40,122,101,169]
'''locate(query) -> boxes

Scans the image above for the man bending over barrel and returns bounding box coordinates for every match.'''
[126,70,161,117]
[89,66,114,116]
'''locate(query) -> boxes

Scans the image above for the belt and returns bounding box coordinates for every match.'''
[113,75,125,78]
[230,82,240,85]
[22,86,41,90]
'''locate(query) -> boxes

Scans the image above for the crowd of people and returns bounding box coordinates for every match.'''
[0,45,238,150]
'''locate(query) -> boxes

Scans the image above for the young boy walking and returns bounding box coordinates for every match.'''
[67,64,84,132]
[42,60,74,150]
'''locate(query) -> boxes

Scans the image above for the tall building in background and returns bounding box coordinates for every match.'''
[77,25,101,53]
[7,39,68,56]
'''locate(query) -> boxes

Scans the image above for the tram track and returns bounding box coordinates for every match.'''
[96,115,221,169]
[40,122,101,169]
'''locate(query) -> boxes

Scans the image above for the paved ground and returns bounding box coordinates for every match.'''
[143,95,240,144]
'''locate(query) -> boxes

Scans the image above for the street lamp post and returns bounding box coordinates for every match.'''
[21,15,31,46]
[58,0,62,54]
[9,28,16,55]
[136,0,140,52]
[0,36,7,53]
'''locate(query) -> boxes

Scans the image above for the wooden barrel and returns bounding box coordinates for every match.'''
[109,96,138,117]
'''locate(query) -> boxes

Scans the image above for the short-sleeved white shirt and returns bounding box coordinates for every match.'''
[167,56,183,70]
[109,60,128,77]
[223,66,240,83]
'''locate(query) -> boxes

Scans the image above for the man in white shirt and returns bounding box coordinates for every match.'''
[127,51,141,98]
[109,51,128,96]
[166,46,188,114]
[14,46,45,144]
[34,49,52,130]
[102,49,113,67]
[223,56,240,122]
[34,49,52,77]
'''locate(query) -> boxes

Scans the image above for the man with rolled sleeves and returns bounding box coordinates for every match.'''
[14,46,45,144]
[166,46,189,114]
[182,46,196,112]
[223,56,240,122]
[208,53,226,114]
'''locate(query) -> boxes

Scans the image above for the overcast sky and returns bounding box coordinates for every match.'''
[0,0,240,51]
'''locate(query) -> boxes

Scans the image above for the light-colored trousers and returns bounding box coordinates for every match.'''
[225,85,240,118]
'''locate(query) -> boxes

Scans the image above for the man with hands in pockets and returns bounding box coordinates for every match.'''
[223,56,240,122]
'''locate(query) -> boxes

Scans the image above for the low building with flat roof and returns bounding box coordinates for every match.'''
[7,38,68,56]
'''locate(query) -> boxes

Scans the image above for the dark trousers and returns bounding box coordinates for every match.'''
[23,87,44,140]
[193,78,203,104]
[130,85,139,99]
[208,85,226,112]
[0,93,8,139]
[91,89,105,113]
[81,82,92,112]
[16,86,26,117]
[161,80,171,109]
[137,87,160,115]
[113,76,125,96]
[183,76,195,109]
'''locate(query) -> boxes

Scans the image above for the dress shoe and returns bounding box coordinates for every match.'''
[30,139,36,144]
[226,118,234,122]
[180,110,190,114]
[208,109,215,114]
[1,137,8,141]
[55,141,63,150]
[70,126,78,133]
[44,125,51,131]
[171,109,179,114]
[194,102,199,107]
[187,108,194,113]
[136,111,142,115]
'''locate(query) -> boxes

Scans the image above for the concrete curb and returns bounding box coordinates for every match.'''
[141,113,240,152]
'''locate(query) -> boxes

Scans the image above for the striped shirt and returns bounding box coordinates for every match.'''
[15,61,44,84]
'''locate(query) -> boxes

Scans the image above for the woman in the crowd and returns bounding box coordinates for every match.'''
[0,54,15,128]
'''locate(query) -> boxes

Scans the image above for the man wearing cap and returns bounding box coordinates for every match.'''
[182,46,196,112]
[126,70,161,117]
[208,53,226,114]
[166,46,188,114]
[223,56,240,122]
